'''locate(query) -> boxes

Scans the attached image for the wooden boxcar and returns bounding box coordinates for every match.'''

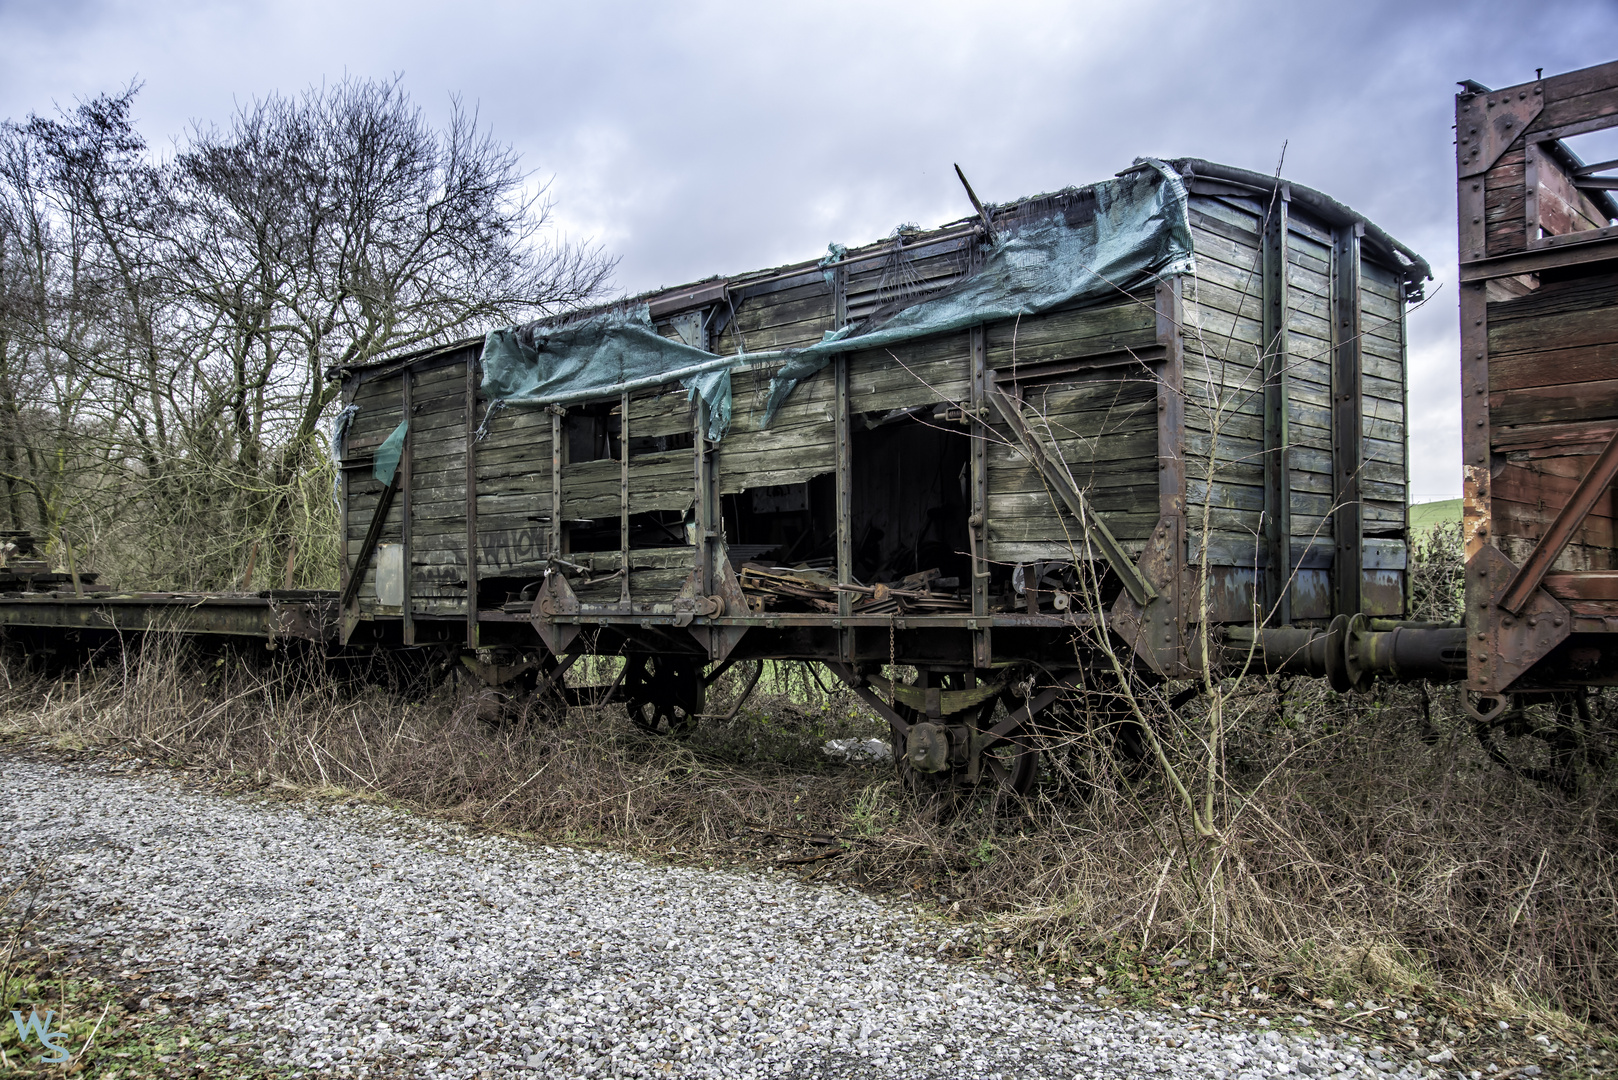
[331,156,1434,789]
[1453,60,1618,711]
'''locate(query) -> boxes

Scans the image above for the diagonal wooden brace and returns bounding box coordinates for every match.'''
[338,478,400,611]
[1500,426,1618,615]
[984,373,1157,606]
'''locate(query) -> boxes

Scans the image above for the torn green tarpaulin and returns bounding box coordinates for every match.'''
[478,158,1192,435]
[684,366,731,442]
[373,419,408,485]
[481,307,739,440]
[818,242,846,283]
[758,158,1193,424]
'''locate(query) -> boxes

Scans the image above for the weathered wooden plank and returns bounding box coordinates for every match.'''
[986,539,1148,563]
[988,425,1159,471]
[1188,479,1266,512]
[1528,64,1618,134]
[1491,378,1618,428]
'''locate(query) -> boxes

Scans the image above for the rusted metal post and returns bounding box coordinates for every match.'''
[239,540,259,592]
[620,390,631,609]
[835,352,853,663]
[1331,222,1365,618]
[1156,276,1187,520]
[550,407,563,560]
[465,352,479,648]
[401,367,414,645]
[1261,187,1293,626]
[969,324,991,669]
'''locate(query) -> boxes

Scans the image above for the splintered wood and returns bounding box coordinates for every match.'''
[739,563,968,614]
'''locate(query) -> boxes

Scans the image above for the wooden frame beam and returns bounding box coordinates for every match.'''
[1261,188,1293,626]
[400,369,414,646]
[968,324,991,669]
[834,352,853,662]
[1331,222,1365,618]
[620,389,631,608]
[1501,427,1618,615]
[985,375,1156,606]
[465,353,479,648]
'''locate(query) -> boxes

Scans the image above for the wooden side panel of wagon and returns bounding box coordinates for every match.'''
[1456,60,1618,694]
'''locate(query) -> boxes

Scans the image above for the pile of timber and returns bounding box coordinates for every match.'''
[0,532,96,593]
[739,564,967,614]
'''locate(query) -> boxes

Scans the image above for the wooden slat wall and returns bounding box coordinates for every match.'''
[471,395,550,583]
[1182,196,1270,560]
[1488,267,1618,571]
[343,368,408,616]
[403,359,475,615]
[848,331,971,413]
[712,272,835,355]
[1360,261,1409,535]
[720,358,838,492]
[1179,193,1408,616]
[559,387,695,521]
[569,547,697,604]
[982,297,1160,564]
[844,236,973,325]
[1486,145,1529,258]
[1283,215,1339,553]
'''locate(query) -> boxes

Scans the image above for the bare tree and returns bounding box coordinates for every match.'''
[0,77,614,588]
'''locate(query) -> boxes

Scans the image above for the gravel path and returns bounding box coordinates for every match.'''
[0,754,1429,1079]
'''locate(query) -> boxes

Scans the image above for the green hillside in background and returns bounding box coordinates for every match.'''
[1409,499,1461,530]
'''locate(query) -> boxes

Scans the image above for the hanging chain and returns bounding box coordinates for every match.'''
[888,614,897,708]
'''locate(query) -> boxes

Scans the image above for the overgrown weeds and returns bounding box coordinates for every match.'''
[0,865,282,1078]
[1,565,1614,1069]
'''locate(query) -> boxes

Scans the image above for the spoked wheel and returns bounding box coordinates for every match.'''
[976,689,1040,796]
[623,654,705,736]
[888,671,1040,801]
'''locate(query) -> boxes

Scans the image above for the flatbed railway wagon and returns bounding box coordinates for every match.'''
[327,155,1441,793]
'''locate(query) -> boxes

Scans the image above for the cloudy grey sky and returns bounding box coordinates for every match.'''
[3,0,1615,499]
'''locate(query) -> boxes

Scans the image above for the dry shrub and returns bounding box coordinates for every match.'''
[1,537,1614,1033]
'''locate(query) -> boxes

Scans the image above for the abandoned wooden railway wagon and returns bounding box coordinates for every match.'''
[328,155,1436,784]
[1452,59,1618,712]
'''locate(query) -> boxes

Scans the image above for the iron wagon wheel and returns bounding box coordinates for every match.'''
[977,688,1040,797]
[887,672,1039,800]
[623,654,705,737]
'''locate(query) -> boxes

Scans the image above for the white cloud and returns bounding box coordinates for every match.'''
[2,0,1614,501]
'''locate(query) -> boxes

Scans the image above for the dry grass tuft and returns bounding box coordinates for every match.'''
[1,602,1615,1050]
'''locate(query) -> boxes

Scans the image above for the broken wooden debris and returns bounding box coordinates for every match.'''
[739,563,968,614]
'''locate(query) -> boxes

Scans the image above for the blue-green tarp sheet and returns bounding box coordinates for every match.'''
[478,159,1193,441]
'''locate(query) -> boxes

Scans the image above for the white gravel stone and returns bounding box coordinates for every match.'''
[0,755,1425,1078]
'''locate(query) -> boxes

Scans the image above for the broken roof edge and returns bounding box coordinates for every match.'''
[1167,157,1434,284]
[335,156,1429,380]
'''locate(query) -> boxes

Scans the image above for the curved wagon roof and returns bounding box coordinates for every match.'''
[337,156,1429,381]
